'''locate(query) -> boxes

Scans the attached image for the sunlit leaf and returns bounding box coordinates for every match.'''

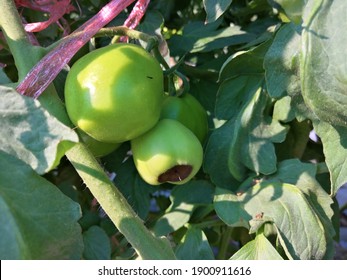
[231,232,283,260]
[301,0,347,126]
[214,181,329,259]
[0,86,78,174]
[175,225,215,260]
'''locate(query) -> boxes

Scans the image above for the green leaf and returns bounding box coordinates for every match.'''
[139,10,164,35]
[219,40,271,82]
[214,181,329,259]
[175,225,215,260]
[0,151,83,259]
[169,21,255,56]
[269,0,306,24]
[301,0,347,126]
[0,68,12,84]
[216,75,263,120]
[83,226,111,260]
[313,121,347,196]
[272,96,296,123]
[231,233,284,260]
[267,159,335,259]
[203,0,233,23]
[114,158,156,219]
[228,85,287,180]
[152,180,214,236]
[0,86,78,174]
[204,119,241,190]
[264,23,301,99]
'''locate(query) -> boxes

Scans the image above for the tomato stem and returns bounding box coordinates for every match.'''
[0,0,44,80]
[65,142,176,260]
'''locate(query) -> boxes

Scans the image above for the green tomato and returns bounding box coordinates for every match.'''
[78,130,121,157]
[64,43,164,143]
[131,119,203,185]
[160,93,208,143]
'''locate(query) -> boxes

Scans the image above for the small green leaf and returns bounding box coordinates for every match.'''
[203,0,233,23]
[114,158,156,219]
[139,10,164,35]
[264,23,301,99]
[0,151,83,259]
[301,0,347,126]
[231,232,284,260]
[0,68,11,84]
[313,121,347,196]
[175,225,215,260]
[153,181,214,236]
[0,86,78,174]
[219,41,271,82]
[83,226,111,260]
[269,0,306,24]
[273,96,295,122]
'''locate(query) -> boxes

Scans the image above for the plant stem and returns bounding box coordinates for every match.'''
[0,0,43,80]
[216,226,233,260]
[46,26,159,52]
[65,142,176,260]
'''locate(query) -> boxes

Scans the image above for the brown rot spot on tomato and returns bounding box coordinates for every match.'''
[158,164,193,183]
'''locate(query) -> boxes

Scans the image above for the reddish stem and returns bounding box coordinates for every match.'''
[16,0,136,98]
[124,0,150,29]
[121,0,150,42]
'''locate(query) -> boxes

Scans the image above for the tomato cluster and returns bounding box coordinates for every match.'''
[64,43,208,185]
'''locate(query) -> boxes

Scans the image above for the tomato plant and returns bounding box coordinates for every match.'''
[1,0,347,261]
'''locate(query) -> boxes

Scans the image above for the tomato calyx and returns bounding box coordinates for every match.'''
[158,164,193,183]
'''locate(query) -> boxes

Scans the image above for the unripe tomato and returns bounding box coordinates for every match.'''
[64,43,164,143]
[160,93,208,143]
[131,119,203,185]
[78,130,121,157]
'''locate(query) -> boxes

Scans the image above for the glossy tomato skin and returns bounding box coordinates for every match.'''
[64,43,164,143]
[160,93,208,143]
[78,130,121,157]
[131,119,203,185]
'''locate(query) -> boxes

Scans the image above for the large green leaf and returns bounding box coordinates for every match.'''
[267,159,335,259]
[152,180,214,236]
[228,85,287,180]
[169,21,255,56]
[264,23,301,99]
[230,232,284,260]
[175,225,215,260]
[0,86,78,174]
[313,121,347,196]
[301,0,347,126]
[214,181,329,259]
[203,0,233,23]
[0,151,83,259]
